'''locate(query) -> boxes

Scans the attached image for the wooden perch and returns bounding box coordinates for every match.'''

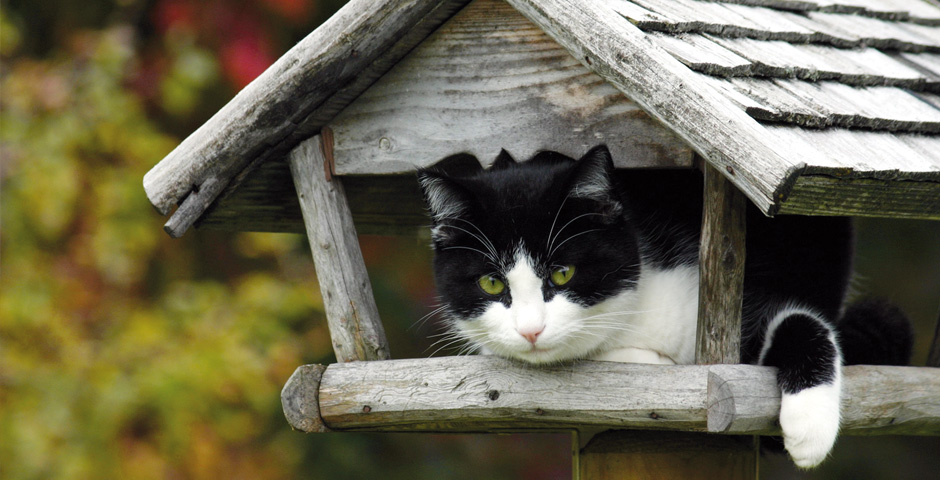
[282,356,940,436]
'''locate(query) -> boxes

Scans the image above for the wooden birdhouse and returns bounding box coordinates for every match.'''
[144,0,940,477]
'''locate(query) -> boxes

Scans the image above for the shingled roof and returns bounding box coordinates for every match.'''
[144,0,940,237]
[606,0,940,216]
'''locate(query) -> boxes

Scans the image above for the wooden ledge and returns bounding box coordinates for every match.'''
[281,356,940,436]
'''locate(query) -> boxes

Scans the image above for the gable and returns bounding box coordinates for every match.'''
[328,0,691,174]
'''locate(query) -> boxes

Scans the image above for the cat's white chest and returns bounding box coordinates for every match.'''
[588,265,700,365]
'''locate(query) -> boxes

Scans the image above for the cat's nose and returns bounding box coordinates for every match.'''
[518,326,544,345]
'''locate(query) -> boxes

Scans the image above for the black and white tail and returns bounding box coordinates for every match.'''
[759,299,913,468]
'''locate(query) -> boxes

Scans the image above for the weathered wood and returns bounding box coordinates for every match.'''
[706,36,929,88]
[329,0,692,175]
[288,136,390,362]
[779,175,940,219]
[710,363,940,436]
[286,356,940,435]
[578,430,757,480]
[507,0,812,216]
[318,356,709,432]
[163,176,228,238]
[622,0,940,52]
[696,163,747,365]
[143,0,472,234]
[282,364,330,432]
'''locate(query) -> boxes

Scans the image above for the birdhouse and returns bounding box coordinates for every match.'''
[144,0,940,477]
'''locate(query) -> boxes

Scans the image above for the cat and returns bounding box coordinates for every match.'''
[417,145,913,469]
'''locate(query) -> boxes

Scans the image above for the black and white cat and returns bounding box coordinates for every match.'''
[418,145,912,468]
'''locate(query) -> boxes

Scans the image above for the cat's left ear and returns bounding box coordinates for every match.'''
[569,145,623,218]
[417,170,474,245]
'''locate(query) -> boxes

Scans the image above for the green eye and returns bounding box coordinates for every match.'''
[550,265,576,286]
[478,275,506,295]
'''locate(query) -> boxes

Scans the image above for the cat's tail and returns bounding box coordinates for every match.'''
[837,298,914,366]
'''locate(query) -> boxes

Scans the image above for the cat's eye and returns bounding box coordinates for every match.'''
[550,265,576,286]
[478,275,506,295]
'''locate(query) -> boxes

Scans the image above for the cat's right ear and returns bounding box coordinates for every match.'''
[569,145,623,219]
[416,170,472,245]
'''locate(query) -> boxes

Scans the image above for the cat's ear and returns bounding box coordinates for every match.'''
[570,145,623,217]
[434,153,483,177]
[416,170,473,245]
[489,149,516,170]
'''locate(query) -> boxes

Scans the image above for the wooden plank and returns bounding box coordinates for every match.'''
[648,32,754,76]
[806,10,940,51]
[733,79,940,132]
[767,126,940,175]
[143,0,472,234]
[630,0,816,40]
[506,0,812,216]
[712,36,927,87]
[898,51,940,90]
[288,136,390,362]
[329,0,692,175]
[696,163,746,365]
[282,356,940,435]
[196,160,431,236]
[712,0,940,25]
[780,174,940,219]
[729,77,830,127]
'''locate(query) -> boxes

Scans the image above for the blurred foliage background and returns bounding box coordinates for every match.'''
[0,1,938,479]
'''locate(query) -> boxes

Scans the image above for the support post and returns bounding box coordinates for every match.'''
[579,431,757,480]
[696,162,747,364]
[288,134,390,362]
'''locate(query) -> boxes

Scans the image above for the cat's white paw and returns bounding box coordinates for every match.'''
[779,382,841,469]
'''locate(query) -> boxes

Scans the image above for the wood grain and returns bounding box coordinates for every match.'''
[282,356,940,435]
[281,364,330,432]
[289,136,390,362]
[329,0,692,174]
[696,162,746,365]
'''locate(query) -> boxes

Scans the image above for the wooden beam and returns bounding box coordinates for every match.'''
[288,135,390,362]
[144,0,472,236]
[696,162,747,364]
[281,356,940,436]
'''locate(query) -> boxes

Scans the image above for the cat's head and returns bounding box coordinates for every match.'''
[418,145,642,364]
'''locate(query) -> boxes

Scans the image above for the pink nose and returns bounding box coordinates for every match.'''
[519,327,544,345]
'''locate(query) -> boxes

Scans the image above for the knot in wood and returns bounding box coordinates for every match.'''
[362,405,372,413]
[486,389,500,401]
